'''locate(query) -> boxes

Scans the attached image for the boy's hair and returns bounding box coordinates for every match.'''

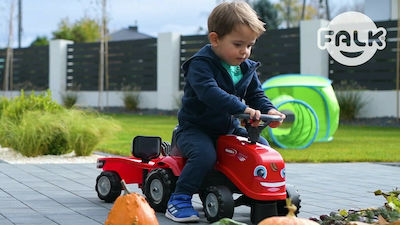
[208,1,266,38]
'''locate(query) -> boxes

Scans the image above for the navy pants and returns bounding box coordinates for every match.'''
[173,125,269,195]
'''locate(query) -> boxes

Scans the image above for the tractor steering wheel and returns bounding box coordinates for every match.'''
[234,114,283,144]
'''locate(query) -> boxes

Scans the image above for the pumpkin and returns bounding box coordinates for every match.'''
[105,180,159,225]
[258,199,319,225]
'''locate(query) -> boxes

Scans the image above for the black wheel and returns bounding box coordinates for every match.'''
[202,185,234,223]
[277,184,301,216]
[144,168,176,212]
[95,171,122,203]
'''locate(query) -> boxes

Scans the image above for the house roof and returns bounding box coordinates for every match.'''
[108,26,153,41]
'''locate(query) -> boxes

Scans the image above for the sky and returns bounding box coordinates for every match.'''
[0,0,217,48]
[0,0,363,48]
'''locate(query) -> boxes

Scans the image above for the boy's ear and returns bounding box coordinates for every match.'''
[208,32,219,47]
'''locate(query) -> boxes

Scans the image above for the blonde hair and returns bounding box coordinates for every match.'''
[208,1,266,38]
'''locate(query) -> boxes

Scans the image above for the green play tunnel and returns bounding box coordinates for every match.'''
[262,74,340,149]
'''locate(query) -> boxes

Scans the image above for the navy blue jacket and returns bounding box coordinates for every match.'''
[178,44,275,136]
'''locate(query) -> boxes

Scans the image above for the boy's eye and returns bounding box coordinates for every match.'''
[234,43,241,47]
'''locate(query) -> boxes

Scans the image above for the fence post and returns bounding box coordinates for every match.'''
[49,39,73,104]
[156,32,181,110]
[300,20,329,78]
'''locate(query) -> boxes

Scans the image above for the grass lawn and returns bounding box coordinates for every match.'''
[97,114,178,156]
[97,114,400,162]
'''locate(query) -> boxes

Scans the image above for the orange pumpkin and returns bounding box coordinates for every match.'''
[258,199,319,225]
[105,180,159,225]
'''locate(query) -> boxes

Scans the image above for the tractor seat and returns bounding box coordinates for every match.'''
[131,136,161,163]
[169,126,183,157]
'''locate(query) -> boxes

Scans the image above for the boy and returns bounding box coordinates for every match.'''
[165,1,286,222]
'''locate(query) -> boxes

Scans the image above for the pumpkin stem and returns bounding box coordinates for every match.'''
[286,198,297,217]
[121,180,131,195]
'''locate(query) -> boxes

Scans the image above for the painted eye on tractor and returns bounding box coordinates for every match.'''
[254,165,267,179]
[280,168,286,178]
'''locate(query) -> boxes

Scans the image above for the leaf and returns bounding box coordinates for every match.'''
[340,209,349,216]
[211,218,247,225]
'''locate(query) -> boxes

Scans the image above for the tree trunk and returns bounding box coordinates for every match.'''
[4,0,15,94]
[18,0,22,48]
[286,0,291,28]
[98,0,106,110]
[301,0,306,20]
[396,4,400,121]
[325,0,330,20]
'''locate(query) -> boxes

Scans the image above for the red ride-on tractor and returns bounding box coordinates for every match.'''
[95,114,301,224]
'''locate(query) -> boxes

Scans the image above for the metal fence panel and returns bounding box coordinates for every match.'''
[329,20,399,90]
[0,46,49,90]
[251,28,300,82]
[67,38,157,91]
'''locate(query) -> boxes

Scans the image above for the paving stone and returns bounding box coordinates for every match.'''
[0,218,14,225]
[0,162,399,225]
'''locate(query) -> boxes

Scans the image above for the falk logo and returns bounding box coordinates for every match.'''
[318,11,387,66]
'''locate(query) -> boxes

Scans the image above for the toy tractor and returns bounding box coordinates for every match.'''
[95,114,300,224]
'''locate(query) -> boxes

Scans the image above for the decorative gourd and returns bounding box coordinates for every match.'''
[105,180,159,225]
[258,199,319,225]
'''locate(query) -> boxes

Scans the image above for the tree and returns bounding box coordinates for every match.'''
[251,0,279,30]
[329,0,364,19]
[274,0,318,28]
[52,17,100,43]
[30,36,49,46]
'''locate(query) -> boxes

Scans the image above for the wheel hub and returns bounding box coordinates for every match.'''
[97,176,111,196]
[205,193,218,218]
[150,179,163,204]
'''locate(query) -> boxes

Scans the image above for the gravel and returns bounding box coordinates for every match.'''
[0,147,105,164]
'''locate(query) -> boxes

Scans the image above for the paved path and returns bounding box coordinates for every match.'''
[0,162,399,225]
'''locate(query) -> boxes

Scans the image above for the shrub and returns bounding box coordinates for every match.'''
[0,90,120,157]
[0,110,120,157]
[0,90,63,122]
[65,110,120,156]
[0,111,71,156]
[62,92,79,109]
[334,80,367,120]
[121,86,140,111]
[0,97,9,118]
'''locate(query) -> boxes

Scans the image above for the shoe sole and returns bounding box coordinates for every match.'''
[165,211,200,223]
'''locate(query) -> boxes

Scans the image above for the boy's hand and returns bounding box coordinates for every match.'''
[244,107,261,127]
[267,108,286,128]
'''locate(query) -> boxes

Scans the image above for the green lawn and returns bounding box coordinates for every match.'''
[97,114,178,156]
[97,114,400,162]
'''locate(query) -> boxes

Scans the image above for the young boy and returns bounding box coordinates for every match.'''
[165,1,286,222]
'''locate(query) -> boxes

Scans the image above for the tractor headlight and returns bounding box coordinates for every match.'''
[97,159,105,168]
[280,168,286,178]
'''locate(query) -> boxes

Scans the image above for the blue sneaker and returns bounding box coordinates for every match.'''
[165,194,200,222]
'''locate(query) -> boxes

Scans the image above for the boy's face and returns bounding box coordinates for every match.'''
[210,24,258,66]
